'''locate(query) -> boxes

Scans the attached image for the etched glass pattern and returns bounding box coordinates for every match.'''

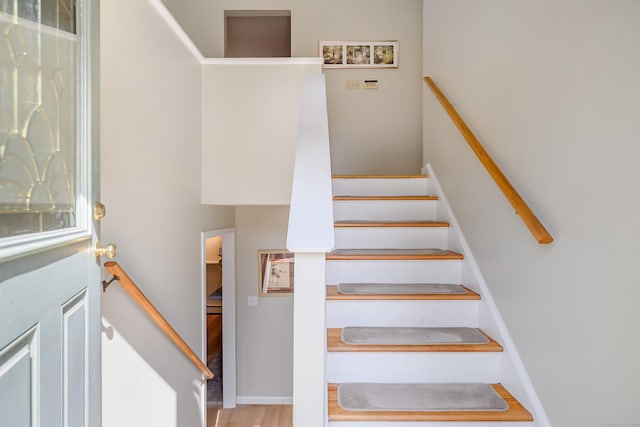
[0,1,77,238]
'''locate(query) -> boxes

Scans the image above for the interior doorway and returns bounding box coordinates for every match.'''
[224,10,291,58]
[201,228,236,412]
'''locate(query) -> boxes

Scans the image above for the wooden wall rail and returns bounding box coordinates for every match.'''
[103,261,214,379]
[424,76,553,244]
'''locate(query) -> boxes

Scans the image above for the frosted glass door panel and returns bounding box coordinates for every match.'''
[0,1,77,239]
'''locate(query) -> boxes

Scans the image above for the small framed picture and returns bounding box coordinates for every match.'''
[319,40,398,68]
[321,44,344,65]
[258,250,294,296]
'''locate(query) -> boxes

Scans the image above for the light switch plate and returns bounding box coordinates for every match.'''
[345,80,360,90]
[247,296,258,306]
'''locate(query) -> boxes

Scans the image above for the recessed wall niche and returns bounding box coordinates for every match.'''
[224,10,291,58]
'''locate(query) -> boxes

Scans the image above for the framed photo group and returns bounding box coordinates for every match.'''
[319,40,399,69]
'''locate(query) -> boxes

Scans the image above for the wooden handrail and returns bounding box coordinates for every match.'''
[103,261,214,379]
[424,76,553,244]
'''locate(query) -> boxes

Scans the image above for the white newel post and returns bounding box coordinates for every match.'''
[293,253,327,426]
[287,73,333,427]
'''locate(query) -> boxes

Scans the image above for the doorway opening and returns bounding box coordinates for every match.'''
[224,10,291,58]
[201,228,236,412]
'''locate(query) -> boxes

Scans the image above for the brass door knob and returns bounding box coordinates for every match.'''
[95,242,117,259]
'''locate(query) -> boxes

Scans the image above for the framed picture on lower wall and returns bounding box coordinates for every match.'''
[319,40,399,68]
[258,250,295,296]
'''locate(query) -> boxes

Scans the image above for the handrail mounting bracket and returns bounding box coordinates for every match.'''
[102,275,119,292]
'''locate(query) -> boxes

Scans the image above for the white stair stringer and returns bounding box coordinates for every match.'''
[421,163,551,426]
[326,172,543,426]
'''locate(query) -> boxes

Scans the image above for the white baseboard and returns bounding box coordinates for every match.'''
[236,396,293,405]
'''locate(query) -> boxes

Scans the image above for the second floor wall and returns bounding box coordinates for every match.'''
[163,0,424,175]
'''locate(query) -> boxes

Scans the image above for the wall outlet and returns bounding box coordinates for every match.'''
[345,80,360,90]
[247,296,258,306]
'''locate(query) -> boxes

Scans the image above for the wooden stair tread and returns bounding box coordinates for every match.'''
[333,195,437,201]
[328,383,533,422]
[327,285,480,300]
[327,249,463,261]
[332,174,427,179]
[327,328,502,352]
[335,220,449,228]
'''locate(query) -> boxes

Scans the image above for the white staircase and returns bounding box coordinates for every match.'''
[325,174,538,426]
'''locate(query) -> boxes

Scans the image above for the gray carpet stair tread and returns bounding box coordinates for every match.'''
[341,327,490,345]
[337,383,509,412]
[337,283,466,295]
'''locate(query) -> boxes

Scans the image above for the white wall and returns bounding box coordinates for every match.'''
[422,1,640,426]
[162,0,424,175]
[200,61,321,205]
[234,206,293,401]
[100,1,234,426]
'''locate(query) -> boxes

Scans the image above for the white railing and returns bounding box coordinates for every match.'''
[286,74,334,427]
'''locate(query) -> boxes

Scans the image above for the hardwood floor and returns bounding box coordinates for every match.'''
[207,405,292,427]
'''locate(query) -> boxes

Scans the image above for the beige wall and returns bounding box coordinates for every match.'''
[200,61,321,206]
[292,0,423,174]
[235,206,293,399]
[100,1,234,426]
[422,1,640,426]
[162,0,423,174]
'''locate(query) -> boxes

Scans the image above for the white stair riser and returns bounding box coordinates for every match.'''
[330,421,536,427]
[334,227,449,249]
[333,200,437,221]
[326,300,479,328]
[327,352,501,383]
[326,260,461,284]
[332,178,428,196]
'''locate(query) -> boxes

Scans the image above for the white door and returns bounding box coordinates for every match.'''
[0,1,102,426]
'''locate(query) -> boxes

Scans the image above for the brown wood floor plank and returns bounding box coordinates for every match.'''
[327,328,502,353]
[208,405,293,427]
[326,285,480,300]
[327,384,533,422]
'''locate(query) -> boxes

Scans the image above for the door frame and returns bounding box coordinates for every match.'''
[201,227,237,413]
